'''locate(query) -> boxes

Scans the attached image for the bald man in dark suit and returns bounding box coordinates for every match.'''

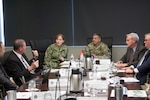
[4,39,39,86]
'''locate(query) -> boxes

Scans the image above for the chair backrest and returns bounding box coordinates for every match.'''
[87,37,113,59]
[29,39,53,70]
[0,84,5,97]
[1,51,12,67]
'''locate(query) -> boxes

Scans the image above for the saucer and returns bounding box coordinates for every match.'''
[25,88,40,92]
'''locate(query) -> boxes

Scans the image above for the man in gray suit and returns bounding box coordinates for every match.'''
[116,32,147,68]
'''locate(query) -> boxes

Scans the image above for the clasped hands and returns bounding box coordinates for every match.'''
[116,61,134,74]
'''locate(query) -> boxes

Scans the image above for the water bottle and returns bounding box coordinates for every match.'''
[92,65,97,80]
[70,54,75,67]
[115,84,123,100]
[70,54,74,61]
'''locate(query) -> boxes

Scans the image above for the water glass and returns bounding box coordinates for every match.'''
[146,74,150,93]
[90,88,98,97]
[28,80,36,91]
[44,92,52,100]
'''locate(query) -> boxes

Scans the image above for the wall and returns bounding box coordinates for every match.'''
[5,45,127,62]
[3,0,149,46]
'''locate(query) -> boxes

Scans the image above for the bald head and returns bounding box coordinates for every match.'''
[13,39,26,50]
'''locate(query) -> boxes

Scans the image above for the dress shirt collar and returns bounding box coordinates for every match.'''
[132,45,137,53]
[13,50,22,59]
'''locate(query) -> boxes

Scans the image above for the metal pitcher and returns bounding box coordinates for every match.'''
[70,68,83,93]
[115,84,123,100]
[85,55,93,70]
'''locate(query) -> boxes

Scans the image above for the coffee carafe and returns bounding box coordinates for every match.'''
[70,68,83,93]
[85,55,93,70]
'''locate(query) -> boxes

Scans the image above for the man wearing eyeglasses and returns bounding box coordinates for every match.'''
[123,33,150,85]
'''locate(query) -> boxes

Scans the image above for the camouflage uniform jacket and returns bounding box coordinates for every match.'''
[44,43,68,68]
[83,42,111,58]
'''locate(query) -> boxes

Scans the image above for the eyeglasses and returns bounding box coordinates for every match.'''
[144,39,150,41]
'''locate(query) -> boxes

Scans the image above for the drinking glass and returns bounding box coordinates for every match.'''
[28,80,36,91]
[112,66,118,76]
[44,92,52,100]
[146,74,150,93]
[85,83,90,94]
[90,87,98,97]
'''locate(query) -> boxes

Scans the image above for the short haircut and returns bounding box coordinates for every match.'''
[126,32,139,42]
[13,39,25,50]
[93,33,101,38]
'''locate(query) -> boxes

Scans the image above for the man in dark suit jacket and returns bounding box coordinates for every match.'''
[116,33,147,68]
[123,33,150,85]
[4,39,39,86]
[0,42,17,96]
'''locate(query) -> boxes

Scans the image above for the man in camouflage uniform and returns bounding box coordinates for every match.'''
[83,33,111,59]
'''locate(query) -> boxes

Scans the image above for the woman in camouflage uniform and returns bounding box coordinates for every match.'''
[44,34,68,68]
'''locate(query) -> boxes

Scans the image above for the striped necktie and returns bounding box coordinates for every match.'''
[21,56,29,69]
[21,56,35,74]
[137,50,149,67]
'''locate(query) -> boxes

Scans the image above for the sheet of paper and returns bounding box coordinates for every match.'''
[31,92,45,100]
[51,69,60,73]
[84,80,109,96]
[30,91,66,100]
[117,69,125,73]
[17,92,32,99]
[99,59,111,65]
[127,90,147,97]
[77,97,108,100]
[121,77,139,82]
[59,61,70,66]
[49,78,70,88]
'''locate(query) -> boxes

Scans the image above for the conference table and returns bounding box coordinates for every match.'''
[17,70,148,100]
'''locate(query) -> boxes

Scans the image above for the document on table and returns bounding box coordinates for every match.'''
[77,97,108,100]
[59,61,70,66]
[121,77,139,82]
[17,92,32,99]
[117,69,125,73]
[110,89,147,97]
[51,68,60,73]
[127,90,147,97]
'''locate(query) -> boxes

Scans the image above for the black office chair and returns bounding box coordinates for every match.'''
[1,51,12,67]
[29,39,53,71]
[0,84,5,98]
[87,37,113,59]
